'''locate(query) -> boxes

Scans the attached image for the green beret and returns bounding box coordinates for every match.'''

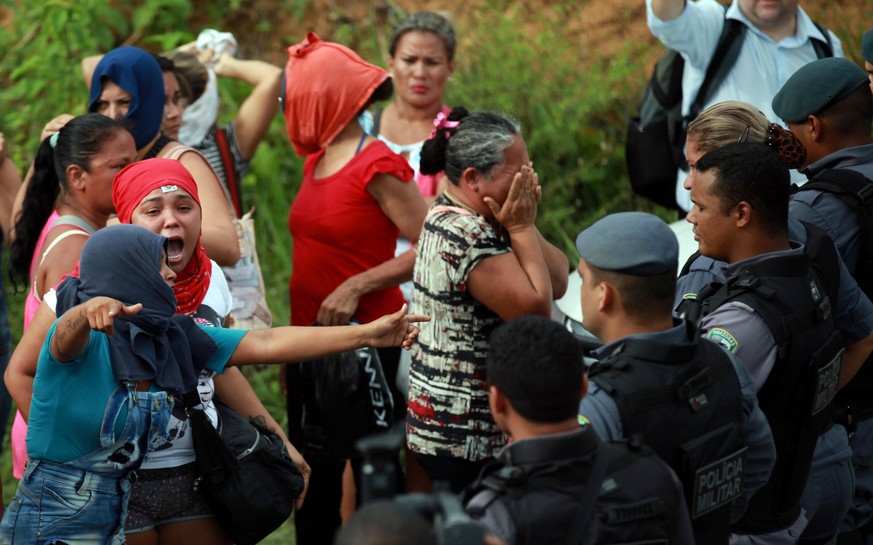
[863,28,873,64]
[575,212,678,275]
[773,58,869,123]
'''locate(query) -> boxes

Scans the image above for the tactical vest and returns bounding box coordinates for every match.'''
[465,437,685,545]
[683,232,843,533]
[588,320,745,545]
[795,169,873,427]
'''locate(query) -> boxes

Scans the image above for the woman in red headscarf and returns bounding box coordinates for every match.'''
[280,33,429,544]
[115,158,308,544]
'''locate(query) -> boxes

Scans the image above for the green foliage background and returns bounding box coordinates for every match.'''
[0,0,866,541]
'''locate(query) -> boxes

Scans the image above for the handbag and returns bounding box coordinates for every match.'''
[183,391,305,545]
[300,343,395,462]
[222,207,273,330]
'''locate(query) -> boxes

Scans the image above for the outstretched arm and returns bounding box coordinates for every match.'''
[51,297,142,361]
[228,305,428,366]
[316,170,427,326]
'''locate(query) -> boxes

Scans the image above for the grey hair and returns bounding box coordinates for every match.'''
[389,11,457,61]
[444,113,520,182]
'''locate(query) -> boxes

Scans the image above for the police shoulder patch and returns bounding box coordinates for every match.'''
[707,328,739,353]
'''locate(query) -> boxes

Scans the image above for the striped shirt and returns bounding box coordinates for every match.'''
[406,193,511,461]
[194,124,250,203]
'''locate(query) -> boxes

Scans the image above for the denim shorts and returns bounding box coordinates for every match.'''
[125,463,213,532]
[0,459,128,545]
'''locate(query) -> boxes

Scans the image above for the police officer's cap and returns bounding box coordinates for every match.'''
[575,212,678,275]
[863,28,873,64]
[773,58,868,123]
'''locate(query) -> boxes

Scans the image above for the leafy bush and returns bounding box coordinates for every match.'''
[13,1,869,540]
[442,2,677,253]
[0,0,195,163]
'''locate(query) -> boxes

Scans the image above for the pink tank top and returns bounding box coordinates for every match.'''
[23,212,93,329]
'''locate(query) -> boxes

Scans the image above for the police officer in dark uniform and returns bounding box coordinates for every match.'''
[772,58,873,543]
[465,315,694,545]
[686,142,845,544]
[576,212,774,545]
[674,67,873,541]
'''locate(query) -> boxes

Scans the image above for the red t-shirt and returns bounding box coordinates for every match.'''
[289,140,414,326]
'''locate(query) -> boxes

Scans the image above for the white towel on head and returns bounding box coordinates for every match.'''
[180,69,219,147]
[196,29,238,65]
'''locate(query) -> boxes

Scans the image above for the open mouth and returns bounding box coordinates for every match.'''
[166,238,185,264]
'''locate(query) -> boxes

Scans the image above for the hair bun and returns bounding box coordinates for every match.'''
[767,123,807,170]
[448,106,468,122]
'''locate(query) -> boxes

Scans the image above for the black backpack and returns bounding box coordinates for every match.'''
[626,10,833,210]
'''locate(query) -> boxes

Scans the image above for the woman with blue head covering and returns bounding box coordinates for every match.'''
[87,46,165,150]
[0,223,427,544]
[82,45,240,266]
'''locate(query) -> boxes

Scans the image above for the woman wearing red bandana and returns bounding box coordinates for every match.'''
[113,158,308,545]
[280,33,429,544]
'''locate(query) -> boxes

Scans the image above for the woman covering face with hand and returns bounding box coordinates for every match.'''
[406,108,569,493]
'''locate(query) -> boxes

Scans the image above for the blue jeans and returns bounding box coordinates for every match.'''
[1,459,129,545]
[0,386,172,545]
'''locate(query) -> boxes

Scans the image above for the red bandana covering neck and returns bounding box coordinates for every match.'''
[173,243,211,315]
[113,158,211,315]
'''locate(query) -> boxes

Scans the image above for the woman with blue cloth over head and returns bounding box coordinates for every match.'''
[0,224,426,545]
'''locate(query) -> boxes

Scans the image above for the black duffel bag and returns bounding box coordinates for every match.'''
[184,392,305,545]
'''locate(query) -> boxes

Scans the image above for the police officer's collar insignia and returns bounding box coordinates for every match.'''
[707,328,739,353]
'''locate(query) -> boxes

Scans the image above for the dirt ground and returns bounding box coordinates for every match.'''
[193,0,658,67]
[199,0,871,70]
[3,1,865,68]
